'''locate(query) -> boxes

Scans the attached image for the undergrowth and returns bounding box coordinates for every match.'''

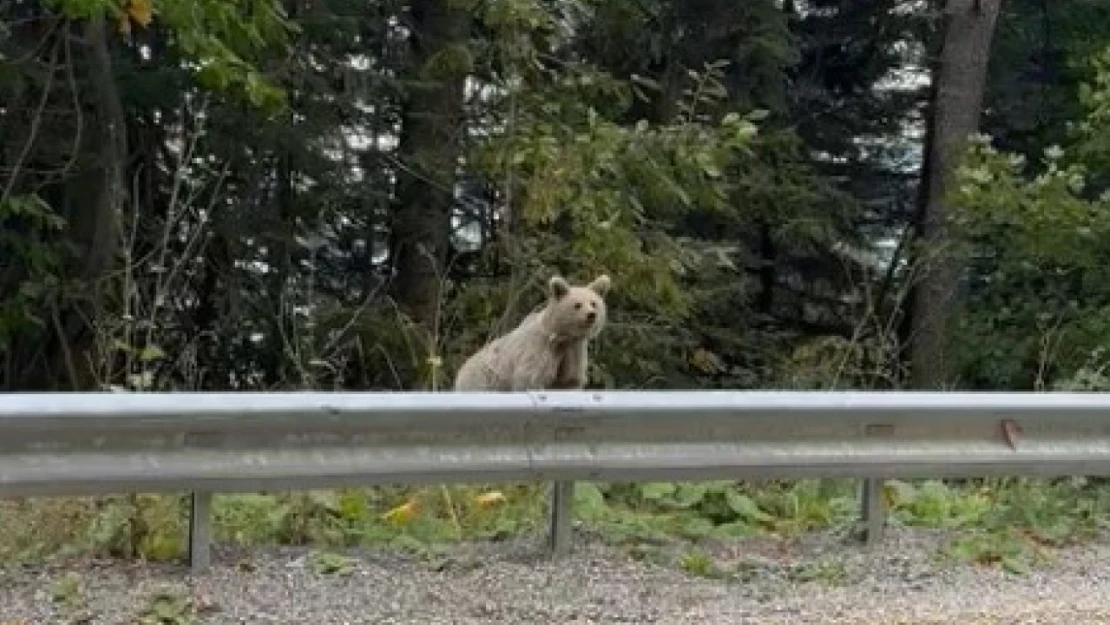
[3,477,1109,574]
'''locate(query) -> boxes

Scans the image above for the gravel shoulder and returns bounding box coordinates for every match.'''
[5,526,1110,624]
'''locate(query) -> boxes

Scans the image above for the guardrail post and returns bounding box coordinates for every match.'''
[547,480,574,556]
[188,491,213,573]
[859,477,886,545]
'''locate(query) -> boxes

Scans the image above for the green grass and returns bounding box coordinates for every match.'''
[4,477,1110,575]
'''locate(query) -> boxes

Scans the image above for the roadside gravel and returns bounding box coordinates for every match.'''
[4,526,1110,624]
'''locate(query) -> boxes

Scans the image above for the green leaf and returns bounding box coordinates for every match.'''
[1000,555,1031,575]
[678,516,717,540]
[311,551,356,576]
[573,482,607,516]
[882,479,917,508]
[245,71,267,107]
[139,344,166,362]
[638,482,677,501]
[672,483,709,508]
[725,490,773,523]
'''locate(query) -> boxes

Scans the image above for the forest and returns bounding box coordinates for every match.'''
[7,0,1110,576]
[8,0,1110,396]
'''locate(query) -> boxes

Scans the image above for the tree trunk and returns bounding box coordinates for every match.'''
[3,15,126,390]
[909,0,1002,389]
[389,0,471,344]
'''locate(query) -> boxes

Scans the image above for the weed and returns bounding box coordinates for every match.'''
[678,548,719,578]
[884,479,991,528]
[3,477,1109,576]
[785,558,851,586]
[310,550,357,576]
[50,572,84,610]
[138,588,194,625]
[941,528,1044,574]
[925,477,1110,574]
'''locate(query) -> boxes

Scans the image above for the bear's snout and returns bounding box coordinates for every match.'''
[585,311,597,323]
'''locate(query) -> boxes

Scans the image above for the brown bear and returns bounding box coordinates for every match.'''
[453,274,611,391]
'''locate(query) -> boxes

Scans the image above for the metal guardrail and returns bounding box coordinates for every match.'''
[4,390,1110,572]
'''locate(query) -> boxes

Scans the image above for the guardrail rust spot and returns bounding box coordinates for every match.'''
[1000,419,1021,450]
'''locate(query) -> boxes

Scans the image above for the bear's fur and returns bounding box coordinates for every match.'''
[453,274,611,391]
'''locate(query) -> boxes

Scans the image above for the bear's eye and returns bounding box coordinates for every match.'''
[574,302,583,310]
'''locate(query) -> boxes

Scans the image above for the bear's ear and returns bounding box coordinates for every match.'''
[587,274,611,296]
[549,276,570,300]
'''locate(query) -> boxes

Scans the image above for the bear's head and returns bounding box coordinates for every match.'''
[544,274,611,340]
